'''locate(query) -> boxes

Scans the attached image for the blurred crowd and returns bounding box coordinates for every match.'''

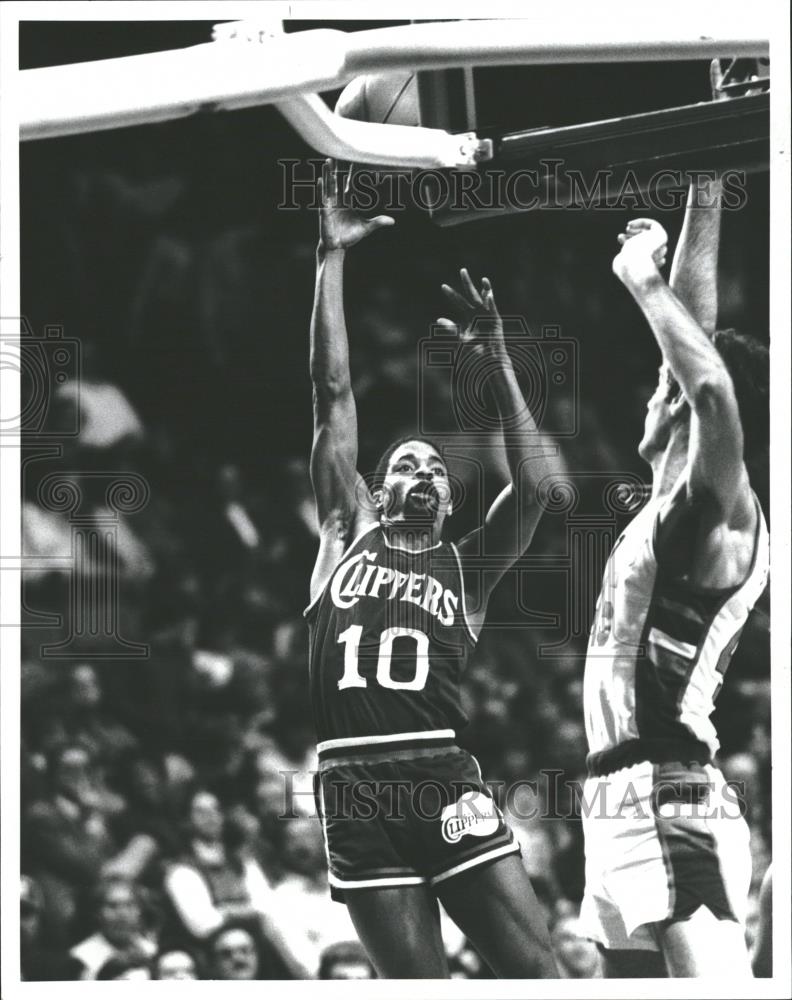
[19,101,771,980]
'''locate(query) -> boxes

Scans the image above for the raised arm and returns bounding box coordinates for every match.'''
[612,221,747,519]
[667,64,727,332]
[437,271,556,610]
[308,161,393,602]
[668,58,765,332]
[668,171,722,334]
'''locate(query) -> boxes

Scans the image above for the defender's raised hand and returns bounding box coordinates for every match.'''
[613,219,668,287]
[318,158,394,251]
[437,268,505,356]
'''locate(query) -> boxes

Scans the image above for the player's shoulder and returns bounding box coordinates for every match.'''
[350,515,381,547]
[307,517,381,617]
[656,475,763,589]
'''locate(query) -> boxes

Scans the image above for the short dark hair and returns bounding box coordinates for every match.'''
[711,328,769,456]
[371,435,446,491]
[318,940,373,979]
[206,919,259,955]
[665,329,769,455]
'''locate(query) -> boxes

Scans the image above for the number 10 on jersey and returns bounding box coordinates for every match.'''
[337,625,430,692]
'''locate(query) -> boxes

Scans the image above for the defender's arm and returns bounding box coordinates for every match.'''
[667,58,765,331]
[668,172,722,335]
[613,223,746,518]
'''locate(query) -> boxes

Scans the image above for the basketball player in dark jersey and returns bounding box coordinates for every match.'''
[580,65,770,977]
[305,161,558,978]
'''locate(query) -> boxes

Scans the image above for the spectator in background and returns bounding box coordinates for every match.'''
[318,941,374,980]
[206,923,266,981]
[95,956,152,981]
[61,663,139,768]
[152,946,202,980]
[20,875,82,982]
[163,788,310,977]
[271,816,359,978]
[69,877,157,980]
[112,749,183,871]
[23,743,153,942]
[163,788,270,939]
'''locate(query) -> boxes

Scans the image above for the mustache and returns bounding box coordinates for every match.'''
[407,481,440,499]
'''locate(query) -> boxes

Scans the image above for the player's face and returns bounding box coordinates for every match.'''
[638,364,675,460]
[380,441,451,526]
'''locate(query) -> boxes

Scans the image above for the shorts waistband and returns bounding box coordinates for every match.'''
[586,738,712,778]
[317,729,456,763]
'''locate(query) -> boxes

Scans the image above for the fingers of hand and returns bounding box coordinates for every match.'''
[459,267,483,306]
[710,57,727,92]
[441,282,474,318]
[621,219,667,254]
[481,276,498,313]
[436,317,460,335]
[322,158,343,208]
[712,57,766,99]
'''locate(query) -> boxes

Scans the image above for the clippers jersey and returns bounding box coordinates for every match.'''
[584,495,769,758]
[305,525,476,743]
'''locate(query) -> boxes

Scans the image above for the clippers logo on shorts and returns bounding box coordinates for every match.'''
[441,791,500,844]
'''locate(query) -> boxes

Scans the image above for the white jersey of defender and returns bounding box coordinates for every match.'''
[584,495,769,757]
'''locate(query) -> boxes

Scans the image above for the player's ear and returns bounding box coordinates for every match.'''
[668,390,688,418]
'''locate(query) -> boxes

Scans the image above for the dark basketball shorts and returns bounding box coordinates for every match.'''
[314,729,520,902]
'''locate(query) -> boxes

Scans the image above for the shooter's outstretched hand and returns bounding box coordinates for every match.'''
[317,158,394,251]
[437,268,505,357]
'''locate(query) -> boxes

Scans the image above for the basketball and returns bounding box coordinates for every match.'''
[335,72,419,127]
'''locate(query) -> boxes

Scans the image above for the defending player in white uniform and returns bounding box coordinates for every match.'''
[579,108,770,975]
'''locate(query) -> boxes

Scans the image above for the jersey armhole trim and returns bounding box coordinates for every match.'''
[450,541,478,645]
[653,490,767,597]
[303,522,380,619]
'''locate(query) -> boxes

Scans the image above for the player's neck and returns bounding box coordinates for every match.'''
[380,519,440,552]
[649,431,688,501]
